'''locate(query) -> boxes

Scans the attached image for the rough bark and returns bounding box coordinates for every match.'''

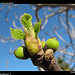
[26,47,63,71]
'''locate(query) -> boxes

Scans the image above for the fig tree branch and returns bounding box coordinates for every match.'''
[23,46,63,71]
[30,52,63,71]
[66,10,75,51]
[33,4,75,9]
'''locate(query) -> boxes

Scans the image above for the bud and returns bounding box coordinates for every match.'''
[25,28,42,56]
[45,49,54,62]
[46,38,59,52]
[14,46,29,60]
[25,27,35,39]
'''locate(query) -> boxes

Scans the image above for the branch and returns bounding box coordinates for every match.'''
[40,12,48,30]
[34,5,43,22]
[27,49,63,71]
[66,10,75,52]
[58,49,75,56]
[0,4,8,11]
[30,55,63,71]
[6,59,9,71]
[0,35,17,43]
[33,4,75,9]
[48,57,63,71]
[42,8,68,22]
[54,29,67,44]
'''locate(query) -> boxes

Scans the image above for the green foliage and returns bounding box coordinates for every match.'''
[10,13,61,65]
[34,19,41,38]
[21,13,32,30]
[10,28,25,40]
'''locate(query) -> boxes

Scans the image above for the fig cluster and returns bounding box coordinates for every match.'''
[14,27,44,60]
[14,36,59,62]
[13,13,59,62]
[42,37,59,62]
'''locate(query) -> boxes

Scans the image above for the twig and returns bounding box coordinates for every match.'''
[0,35,17,43]
[29,50,63,71]
[0,4,8,11]
[48,57,63,71]
[66,10,75,53]
[40,12,48,30]
[6,59,9,71]
[42,8,68,22]
[58,49,75,56]
[35,5,43,22]
[33,4,75,9]
[54,29,67,44]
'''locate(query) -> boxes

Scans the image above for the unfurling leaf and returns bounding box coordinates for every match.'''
[10,27,25,40]
[21,13,32,30]
[34,19,41,35]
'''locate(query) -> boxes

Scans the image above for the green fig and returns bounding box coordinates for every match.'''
[14,46,29,59]
[46,38,59,52]
[45,49,54,62]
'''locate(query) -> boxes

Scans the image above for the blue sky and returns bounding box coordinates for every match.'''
[0,4,39,71]
[0,4,75,71]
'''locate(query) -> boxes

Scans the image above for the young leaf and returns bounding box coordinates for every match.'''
[21,13,32,30]
[34,19,41,35]
[10,27,25,40]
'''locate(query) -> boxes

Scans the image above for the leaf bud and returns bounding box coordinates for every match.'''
[45,49,54,62]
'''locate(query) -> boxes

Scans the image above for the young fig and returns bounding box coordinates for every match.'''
[46,37,59,52]
[14,46,29,60]
[45,49,54,62]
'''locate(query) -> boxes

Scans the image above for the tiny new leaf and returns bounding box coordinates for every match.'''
[10,28,25,40]
[21,13,32,30]
[34,19,41,35]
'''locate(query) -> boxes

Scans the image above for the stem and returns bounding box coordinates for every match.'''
[30,52,63,71]
[48,57,63,71]
[24,44,63,71]
[35,34,37,39]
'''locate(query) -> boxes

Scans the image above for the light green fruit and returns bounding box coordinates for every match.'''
[46,38,59,52]
[14,46,29,59]
[45,49,54,62]
[41,41,46,48]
